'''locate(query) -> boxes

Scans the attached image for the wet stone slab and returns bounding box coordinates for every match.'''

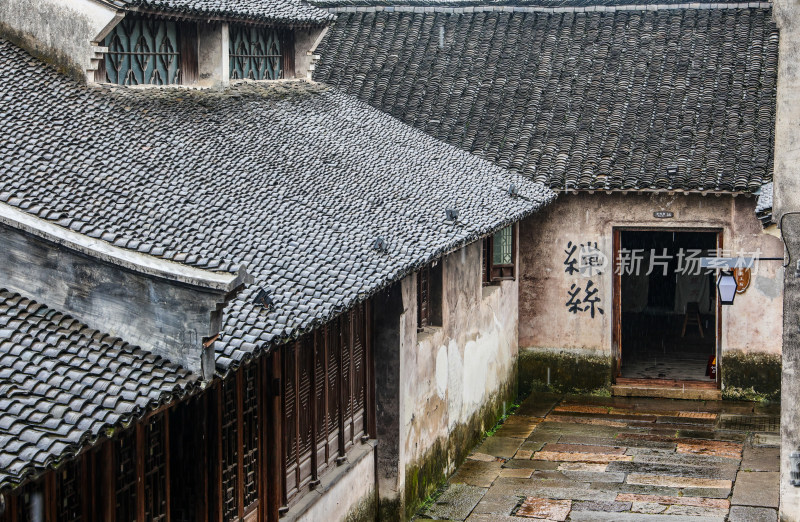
[449,460,503,488]
[471,494,520,516]
[728,506,779,521]
[474,436,524,459]
[494,416,542,439]
[542,443,627,455]
[625,473,732,490]
[741,446,780,472]
[568,511,726,521]
[731,471,779,508]
[570,500,632,512]
[502,459,559,471]
[422,483,488,521]
[515,497,571,520]
[532,451,633,464]
[606,460,739,480]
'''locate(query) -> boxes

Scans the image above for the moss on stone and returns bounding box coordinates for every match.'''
[401,363,518,520]
[343,488,378,522]
[519,349,612,394]
[722,351,781,402]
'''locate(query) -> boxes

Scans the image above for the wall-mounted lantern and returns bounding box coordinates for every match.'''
[791,451,800,486]
[717,271,737,305]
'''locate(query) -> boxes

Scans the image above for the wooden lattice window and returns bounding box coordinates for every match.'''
[144,413,168,522]
[115,429,138,522]
[417,265,431,328]
[417,262,443,328]
[281,303,372,507]
[229,25,283,80]
[55,460,82,522]
[220,378,240,521]
[100,17,197,85]
[484,224,517,283]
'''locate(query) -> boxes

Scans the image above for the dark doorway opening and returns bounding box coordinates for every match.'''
[619,230,718,382]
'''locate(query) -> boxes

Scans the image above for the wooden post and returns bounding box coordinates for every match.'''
[267,350,283,521]
[366,300,376,439]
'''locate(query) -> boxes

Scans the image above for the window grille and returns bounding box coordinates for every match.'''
[55,461,81,522]
[229,25,282,80]
[484,224,517,282]
[417,266,431,328]
[493,225,514,265]
[103,17,181,85]
[220,378,239,521]
[115,430,138,522]
[144,413,168,522]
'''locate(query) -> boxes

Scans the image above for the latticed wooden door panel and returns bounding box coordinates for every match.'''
[144,413,168,522]
[296,337,315,491]
[55,460,82,522]
[115,429,138,522]
[282,342,299,500]
[221,378,240,521]
[313,330,332,474]
[242,365,260,513]
[351,304,368,441]
[325,323,341,457]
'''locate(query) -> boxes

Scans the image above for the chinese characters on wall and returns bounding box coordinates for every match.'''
[563,241,606,318]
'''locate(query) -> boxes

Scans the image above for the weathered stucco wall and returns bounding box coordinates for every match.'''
[0,0,118,81]
[519,193,783,394]
[772,3,800,518]
[398,239,519,517]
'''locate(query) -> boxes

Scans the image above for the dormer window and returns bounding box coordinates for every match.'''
[229,25,290,80]
[98,17,197,85]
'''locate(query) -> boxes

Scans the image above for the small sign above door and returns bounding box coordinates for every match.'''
[653,211,674,219]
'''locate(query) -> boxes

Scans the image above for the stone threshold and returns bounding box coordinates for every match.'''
[613,378,721,400]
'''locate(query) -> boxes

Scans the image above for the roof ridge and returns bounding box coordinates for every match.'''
[314,0,771,10]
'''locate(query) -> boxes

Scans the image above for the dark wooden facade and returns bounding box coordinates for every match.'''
[1,302,374,522]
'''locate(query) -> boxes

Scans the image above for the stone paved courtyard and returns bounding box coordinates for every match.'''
[417,393,780,521]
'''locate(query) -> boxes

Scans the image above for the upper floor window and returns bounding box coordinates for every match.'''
[100,17,197,85]
[418,261,443,329]
[229,25,283,80]
[483,224,517,283]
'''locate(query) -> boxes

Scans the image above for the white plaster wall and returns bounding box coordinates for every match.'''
[400,239,519,467]
[0,0,119,79]
[519,193,783,358]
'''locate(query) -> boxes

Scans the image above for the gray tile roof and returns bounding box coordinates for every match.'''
[0,288,199,492]
[107,0,333,25]
[0,39,555,376]
[313,0,763,6]
[314,7,778,192]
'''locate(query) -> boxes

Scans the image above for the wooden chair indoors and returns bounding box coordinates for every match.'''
[681,301,704,338]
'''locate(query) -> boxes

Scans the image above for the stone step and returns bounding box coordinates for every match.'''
[612,384,722,401]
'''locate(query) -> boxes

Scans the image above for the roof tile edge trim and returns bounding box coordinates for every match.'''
[0,202,249,292]
[320,1,771,11]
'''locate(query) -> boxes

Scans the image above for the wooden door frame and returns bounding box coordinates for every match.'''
[611,226,723,387]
